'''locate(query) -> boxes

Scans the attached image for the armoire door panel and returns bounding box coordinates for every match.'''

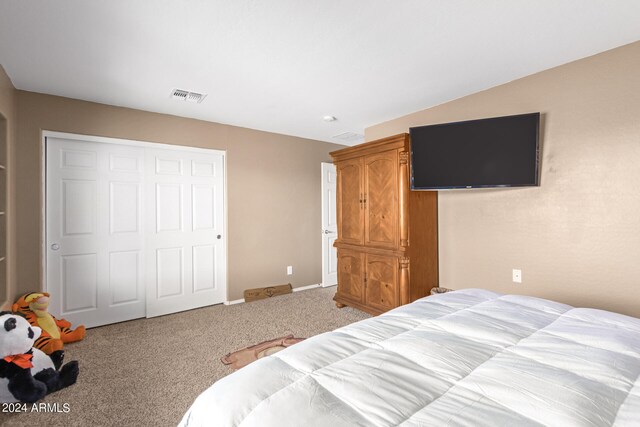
[365,254,398,312]
[337,159,364,245]
[364,151,398,249]
[337,250,364,303]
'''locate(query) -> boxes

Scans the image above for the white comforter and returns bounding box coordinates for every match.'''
[180,289,640,426]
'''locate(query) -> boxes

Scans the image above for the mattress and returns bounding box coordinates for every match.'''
[179,289,640,426]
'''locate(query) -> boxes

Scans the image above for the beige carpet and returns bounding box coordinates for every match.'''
[0,287,370,427]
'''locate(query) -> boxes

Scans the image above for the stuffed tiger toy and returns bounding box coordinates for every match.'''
[12,292,85,355]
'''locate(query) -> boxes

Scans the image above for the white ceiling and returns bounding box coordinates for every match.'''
[1,1,639,145]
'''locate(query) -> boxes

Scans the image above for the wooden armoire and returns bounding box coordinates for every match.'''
[331,133,438,315]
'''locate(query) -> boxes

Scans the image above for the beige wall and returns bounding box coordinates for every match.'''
[0,65,16,309]
[14,90,344,301]
[367,41,640,317]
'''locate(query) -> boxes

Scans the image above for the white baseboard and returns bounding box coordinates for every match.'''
[292,283,321,292]
[224,283,322,306]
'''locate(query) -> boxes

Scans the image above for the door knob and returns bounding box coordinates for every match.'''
[51,243,60,251]
[323,230,331,234]
[217,235,222,239]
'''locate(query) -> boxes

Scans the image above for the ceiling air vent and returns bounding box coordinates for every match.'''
[171,89,207,104]
[332,132,364,143]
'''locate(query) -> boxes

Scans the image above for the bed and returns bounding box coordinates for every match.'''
[179,289,640,426]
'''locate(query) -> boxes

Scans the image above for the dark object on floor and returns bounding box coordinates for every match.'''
[244,283,292,302]
[221,334,305,369]
[430,287,454,295]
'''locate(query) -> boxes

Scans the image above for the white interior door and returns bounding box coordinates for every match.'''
[145,148,226,317]
[46,137,145,328]
[321,162,338,287]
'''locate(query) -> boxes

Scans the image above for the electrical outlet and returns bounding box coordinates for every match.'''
[512,269,522,284]
[287,266,293,275]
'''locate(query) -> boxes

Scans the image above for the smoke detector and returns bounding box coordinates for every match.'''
[332,132,364,143]
[171,89,207,104]
[323,115,337,122]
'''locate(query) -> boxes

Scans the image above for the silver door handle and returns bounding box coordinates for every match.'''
[323,230,331,234]
[51,243,60,251]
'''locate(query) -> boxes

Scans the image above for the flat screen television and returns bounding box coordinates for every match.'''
[410,112,540,190]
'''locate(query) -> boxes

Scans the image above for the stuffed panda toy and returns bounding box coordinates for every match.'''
[0,311,79,403]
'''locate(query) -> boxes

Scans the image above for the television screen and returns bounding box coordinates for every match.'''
[410,112,540,190]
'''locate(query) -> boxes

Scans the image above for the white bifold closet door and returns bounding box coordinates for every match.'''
[46,136,226,328]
